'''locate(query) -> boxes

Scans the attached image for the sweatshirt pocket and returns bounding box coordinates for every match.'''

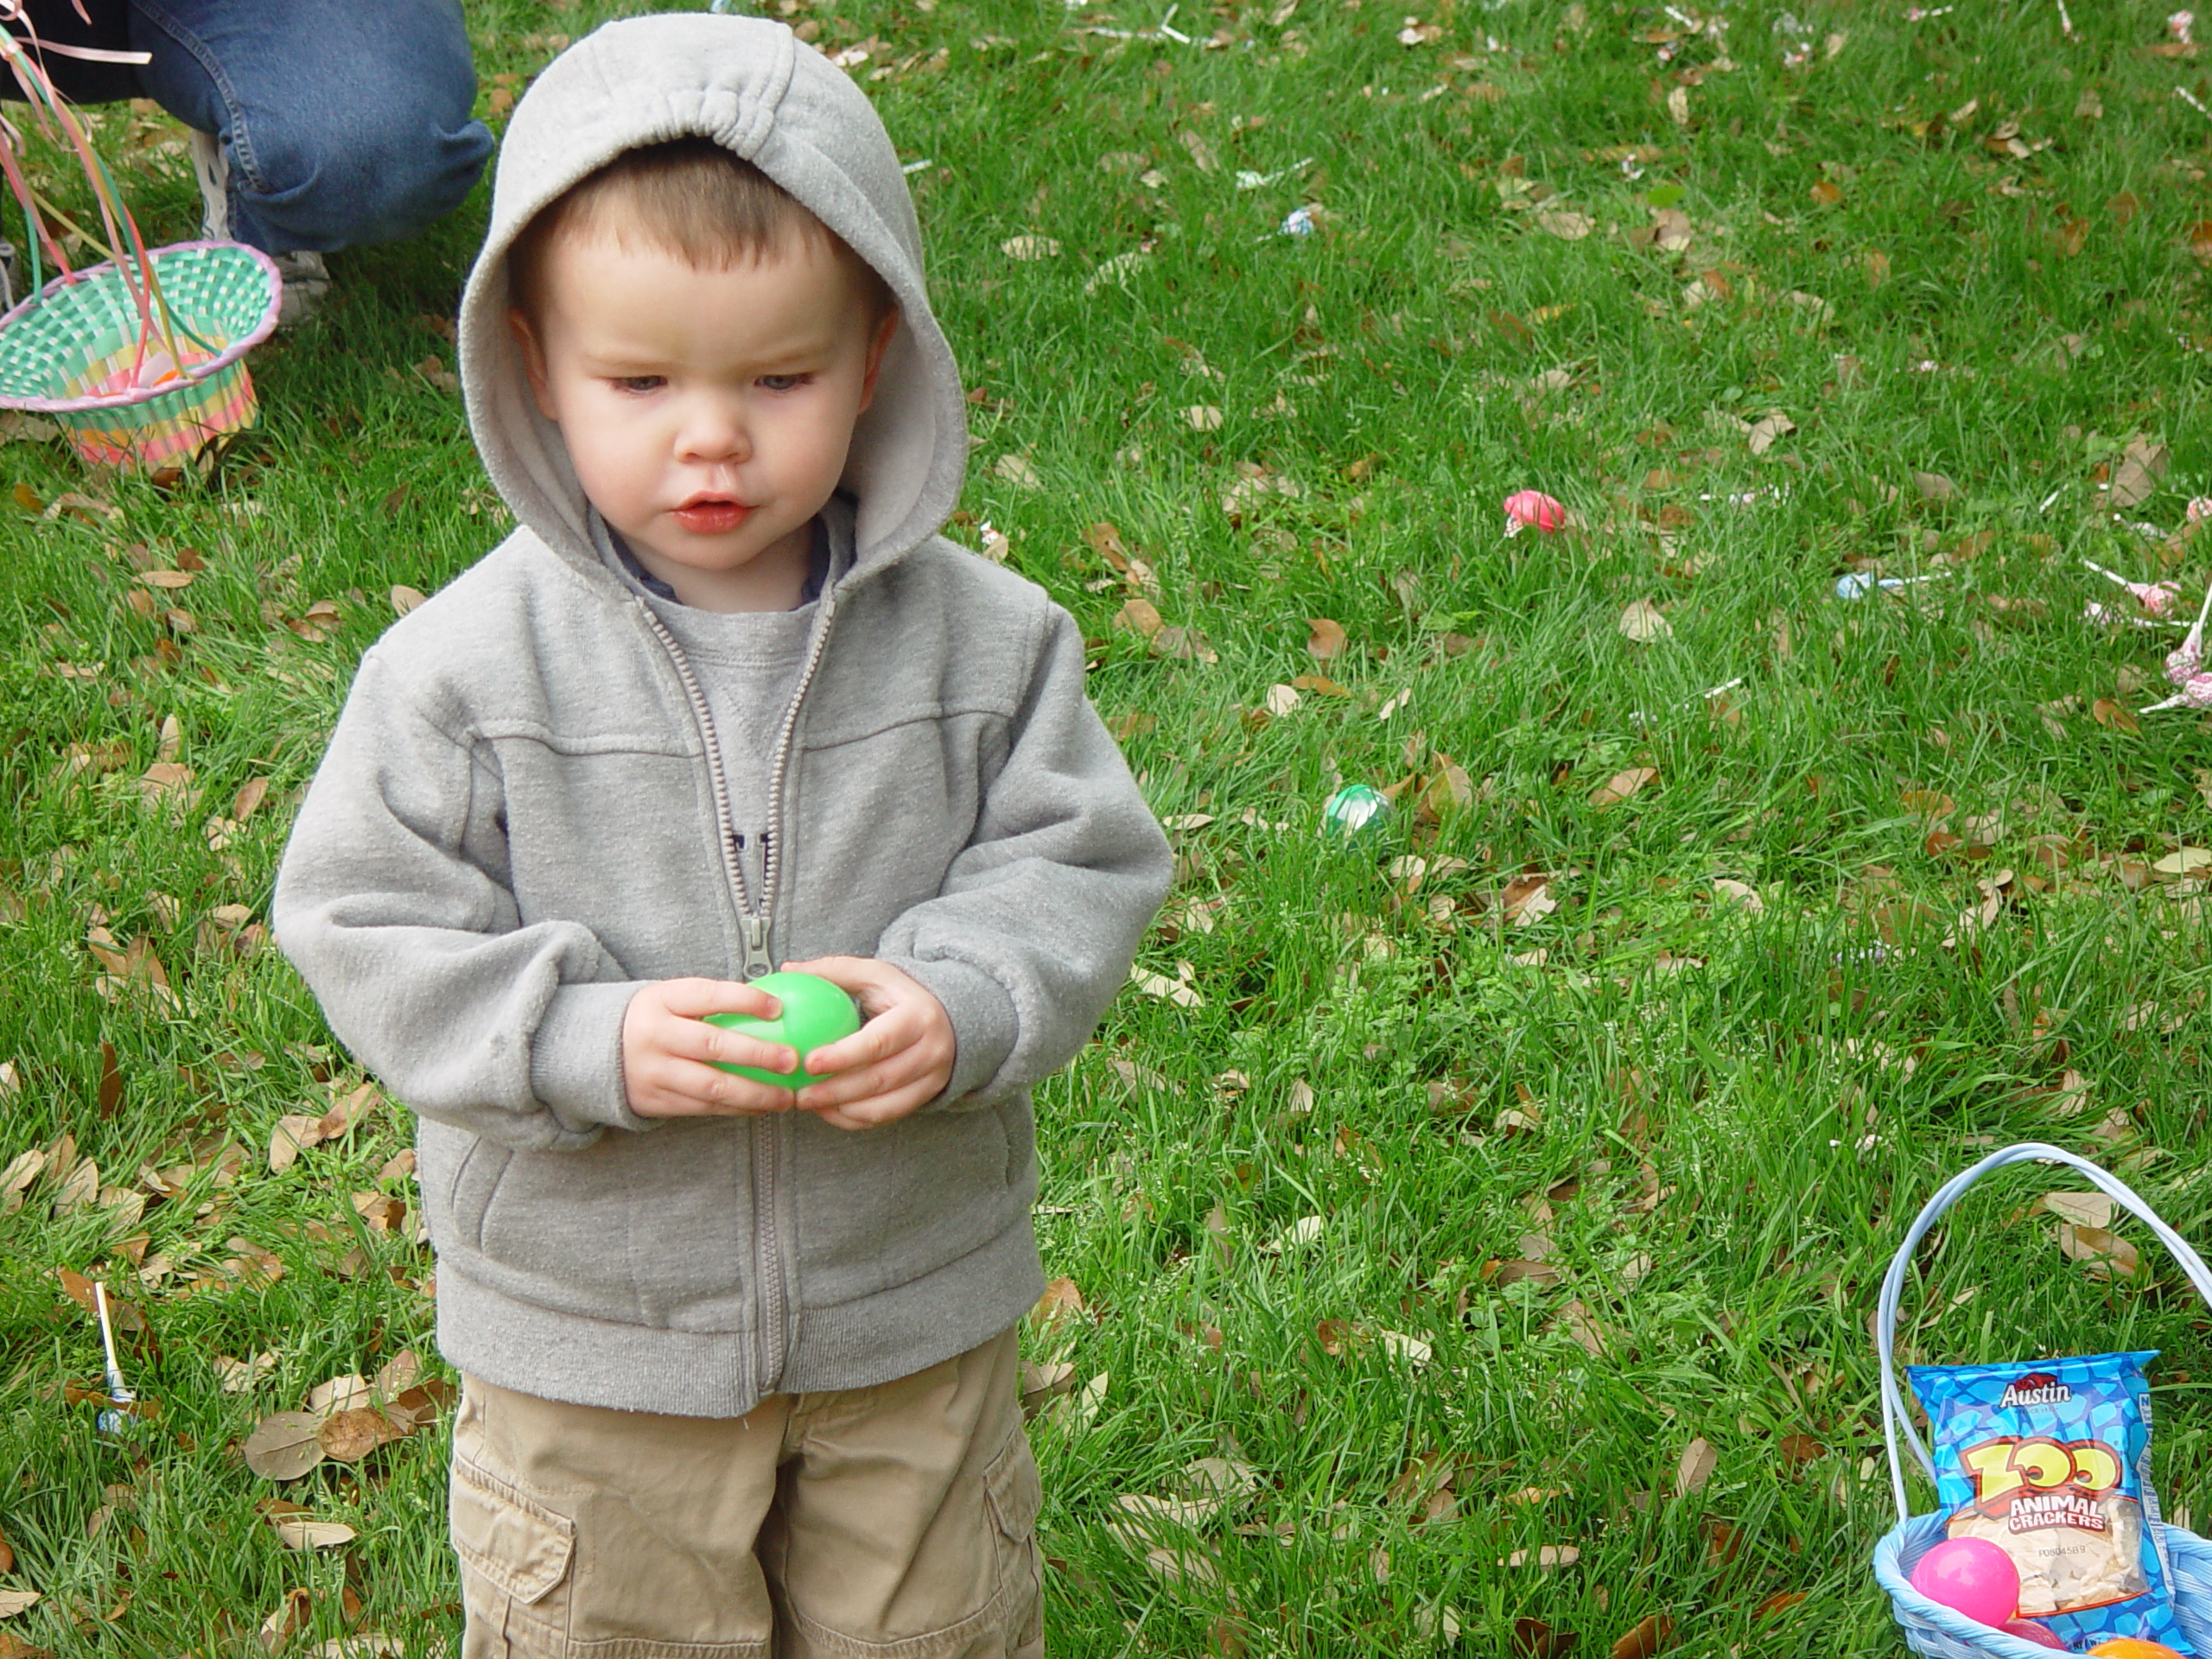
[791,1108,1019,1302]
[448,1141,513,1252]
[469,1121,753,1327]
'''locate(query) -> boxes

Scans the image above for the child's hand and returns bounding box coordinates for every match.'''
[779,957,956,1130]
[621,978,803,1119]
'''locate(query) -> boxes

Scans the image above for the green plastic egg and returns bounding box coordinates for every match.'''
[702,971,862,1089]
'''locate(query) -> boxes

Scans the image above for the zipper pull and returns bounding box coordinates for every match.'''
[742,914,770,980]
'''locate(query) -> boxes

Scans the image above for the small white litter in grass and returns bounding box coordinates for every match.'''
[901,158,933,175]
[1279,206,1316,237]
[1834,570,1947,601]
[1234,157,1315,191]
[1270,1215,1326,1251]
[1084,249,1154,293]
[1378,1331,1433,1367]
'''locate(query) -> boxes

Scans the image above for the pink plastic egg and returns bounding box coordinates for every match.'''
[1908,1537,2019,1629]
[1999,1620,2066,1650]
[1502,489,1567,535]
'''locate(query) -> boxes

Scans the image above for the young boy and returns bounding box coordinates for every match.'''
[271,16,1171,1656]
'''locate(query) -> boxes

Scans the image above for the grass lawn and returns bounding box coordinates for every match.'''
[3,0,2212,1653]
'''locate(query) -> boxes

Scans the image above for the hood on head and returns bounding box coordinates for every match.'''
[457,15,968,582]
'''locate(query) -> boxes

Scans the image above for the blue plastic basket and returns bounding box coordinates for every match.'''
[1873,1142,2212,1656]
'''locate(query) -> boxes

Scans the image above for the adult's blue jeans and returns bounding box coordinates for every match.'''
[6,0,493,254]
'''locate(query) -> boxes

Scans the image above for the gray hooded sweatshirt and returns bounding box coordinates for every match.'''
[271,15,1173,1418]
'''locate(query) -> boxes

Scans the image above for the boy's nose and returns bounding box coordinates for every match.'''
[674,400,751,465]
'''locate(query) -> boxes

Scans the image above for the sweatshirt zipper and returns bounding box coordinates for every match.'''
[632,588,842,1399]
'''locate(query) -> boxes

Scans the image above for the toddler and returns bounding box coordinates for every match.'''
[274,16,1171,1656]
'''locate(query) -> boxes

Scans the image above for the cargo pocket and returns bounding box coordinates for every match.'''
[983,1428,1044,1658]
[450,1452,575,1658]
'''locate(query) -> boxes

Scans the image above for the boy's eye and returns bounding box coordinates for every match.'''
[610,375,665,394]
[759,373,809,392]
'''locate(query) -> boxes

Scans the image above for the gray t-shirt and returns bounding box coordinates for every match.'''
[591,499,855,901]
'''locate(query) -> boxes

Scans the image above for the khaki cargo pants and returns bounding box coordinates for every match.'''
[449,1326,1044,1659]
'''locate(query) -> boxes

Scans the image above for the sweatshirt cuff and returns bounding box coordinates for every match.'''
[530,982,657,1135]
[891,957,1017,1109]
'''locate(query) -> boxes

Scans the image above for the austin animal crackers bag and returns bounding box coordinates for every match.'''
[1909,1351,2194,1653]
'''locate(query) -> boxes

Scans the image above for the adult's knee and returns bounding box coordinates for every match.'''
[233,80,491,251]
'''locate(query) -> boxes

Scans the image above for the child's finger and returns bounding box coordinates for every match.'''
[797,1007,912,1081]
[807,1074,942,1130]
[795,1033,948,1116]
[653,977,784,1022]
[637,1057,795,1117]
[660,1015,799,1078]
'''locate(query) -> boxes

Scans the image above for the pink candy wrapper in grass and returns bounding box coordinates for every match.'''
[2082,560,2182,617]
[1908,1536,2021,1629]
[2146,575,2212,711]
[1503,489,1566,536]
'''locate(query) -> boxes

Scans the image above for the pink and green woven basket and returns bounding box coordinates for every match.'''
[0,239,280,468]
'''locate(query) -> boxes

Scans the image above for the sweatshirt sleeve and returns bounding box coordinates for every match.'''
[875,601,1173,1107]
[272,650,652,1149]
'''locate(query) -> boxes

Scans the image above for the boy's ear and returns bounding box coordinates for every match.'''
[855,308,899,415]
[508,308,560,422]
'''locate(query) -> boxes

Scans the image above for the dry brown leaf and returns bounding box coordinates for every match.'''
[1674,1437,1718,1498]
[2152,848,2212,879]
[216,1351,279,1393]
[317,1082,381,1141]
[991,454,1042,489]
[1536,208,1595,240]
[2109,437,2169,511]
[305,1374,372,1416]
[1501,1545,1580,1568]
[1746,413,1794,455]
[2058,1222,2140,1281]
[372,1350,423,1399]
[260,1587,313,1653]
[318,1407,410,1463]
[1514,1618,1579,1658]
[1590,767,1657,809]
[1019,1359,1077,1419]
[1712,878,1763,913]
[2091,697,2141,734]
[270,1518,355,1550]
[1142,1541,1222,1587]
[2042,1192,2113,1230]
[136,761,194,810]
[1115,597,1165,639]
[1031,1276,1086,1332]
[0,1592,38,1619]
[268,1116,323,1174]
[243,1412,327,1480]
[1618,598,1671,642]
[1306,617,1348,660]
[1184,405,1224,431]
[1912,470,1959,501]
[1612,1614,1676,1659]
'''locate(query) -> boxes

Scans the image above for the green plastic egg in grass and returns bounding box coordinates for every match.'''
[702,972,861,1089]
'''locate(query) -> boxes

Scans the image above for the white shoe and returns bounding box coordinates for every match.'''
[192,128,328,327]
[188,127,227,241]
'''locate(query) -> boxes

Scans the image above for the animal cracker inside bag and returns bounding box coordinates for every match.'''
[1908,1351,2195,1653]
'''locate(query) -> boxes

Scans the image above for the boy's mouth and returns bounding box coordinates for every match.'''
[671,496,753,535]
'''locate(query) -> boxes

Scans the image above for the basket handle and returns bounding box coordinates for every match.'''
[1878,1141,2212,1525]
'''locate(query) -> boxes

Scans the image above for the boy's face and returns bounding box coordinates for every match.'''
[511,218,898,612]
